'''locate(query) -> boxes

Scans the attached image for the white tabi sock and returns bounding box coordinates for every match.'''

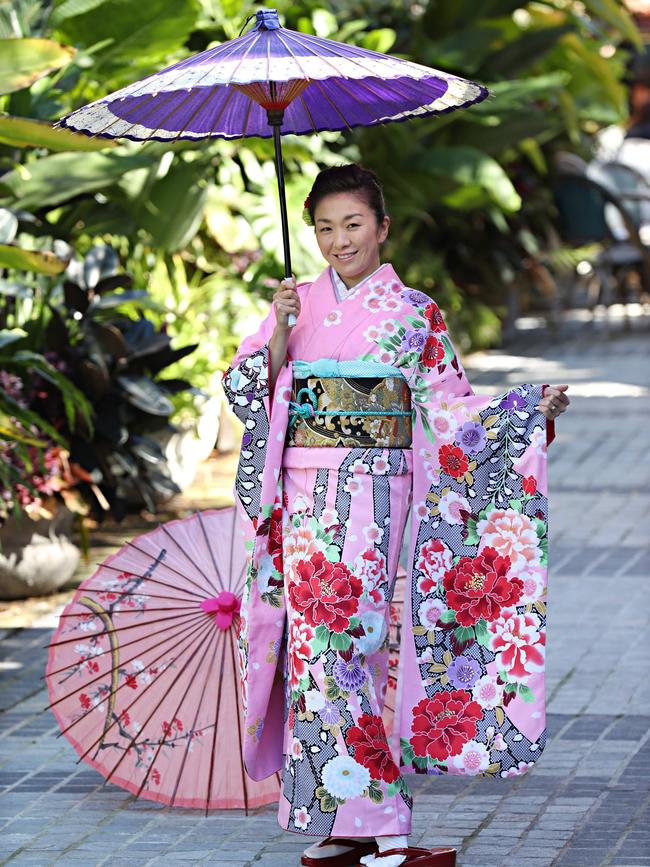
[360,835,409,867]
[303,837,368,859]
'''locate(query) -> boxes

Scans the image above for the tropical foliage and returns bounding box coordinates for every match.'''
[0,0,641,523]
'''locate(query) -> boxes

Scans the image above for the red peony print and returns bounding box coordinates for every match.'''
[522,476,537,495]
[424,303,446,332]
[410,690,482,762]
[347,713,401,783]
[443,547,523,626]
[421,335,445,368]
[438,444,469,479]
[289,551,362,633]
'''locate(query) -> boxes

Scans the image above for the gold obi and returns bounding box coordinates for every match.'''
[286,373,412,448]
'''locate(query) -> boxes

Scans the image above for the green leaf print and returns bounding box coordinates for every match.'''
[324,676,342,701]
[474,619,490,647]
[367,781,384,804]
[509,499,523,511]
[400,737,416,767]
[310,628,330,657]
[439,609,458,624]
[518,684,535,702]
[315,786,338,813]
[454,625,476,644]
[330,631,352,652]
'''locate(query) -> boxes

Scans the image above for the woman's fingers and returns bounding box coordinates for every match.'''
[539,384,570,420]
[273,278,301,326]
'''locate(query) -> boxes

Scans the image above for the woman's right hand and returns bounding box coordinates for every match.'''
[273,276,300,330]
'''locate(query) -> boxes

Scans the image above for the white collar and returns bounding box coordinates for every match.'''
[330,263,385,301]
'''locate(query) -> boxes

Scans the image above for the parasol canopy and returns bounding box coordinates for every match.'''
[56,8,489,306]
[46,507,280,812]
[57,8,488,143]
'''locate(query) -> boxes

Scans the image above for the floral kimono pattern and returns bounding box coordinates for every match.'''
[222,263,550,838]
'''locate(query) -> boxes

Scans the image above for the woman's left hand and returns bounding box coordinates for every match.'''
[539,384,570,421]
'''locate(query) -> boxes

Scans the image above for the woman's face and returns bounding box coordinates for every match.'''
[313,191,390,289]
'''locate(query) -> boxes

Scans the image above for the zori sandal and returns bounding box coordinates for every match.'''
[366,847,457,867]
[301,837,377,867]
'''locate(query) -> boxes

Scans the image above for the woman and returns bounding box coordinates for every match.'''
[223,165,569,867]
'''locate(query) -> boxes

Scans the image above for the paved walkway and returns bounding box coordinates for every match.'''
[1,308,649,867]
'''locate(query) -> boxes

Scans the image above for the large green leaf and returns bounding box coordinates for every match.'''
[580,0,642,49]
[418,147,522,212]
[0,38,75,96]
[0,149,156,210]
[472,73,571,115]
[0,208,18,244]
[0,244,68,274]
[53,0,200,70]
[482,24,574,78]
[51,0,111,24]
[136,161,210,252]
[0,114,118,151]
[0,328,27,349]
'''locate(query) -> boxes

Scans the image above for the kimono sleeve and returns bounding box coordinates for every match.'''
[221,307,277,424]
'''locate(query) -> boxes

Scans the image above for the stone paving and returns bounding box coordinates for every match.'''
[1,308,649,867]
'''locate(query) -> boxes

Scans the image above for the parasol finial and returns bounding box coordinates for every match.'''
[254,8,281,30]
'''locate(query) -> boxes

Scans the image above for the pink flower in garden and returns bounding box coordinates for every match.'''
[488,610,545,683]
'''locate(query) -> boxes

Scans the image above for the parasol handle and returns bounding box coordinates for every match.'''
[268,106,296,328]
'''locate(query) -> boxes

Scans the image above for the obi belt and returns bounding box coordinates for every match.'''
[286,359,412,448]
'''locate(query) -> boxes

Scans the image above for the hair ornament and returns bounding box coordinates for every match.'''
[302,194,314,226]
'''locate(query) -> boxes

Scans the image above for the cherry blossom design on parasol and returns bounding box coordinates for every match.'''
[46,507,279,811]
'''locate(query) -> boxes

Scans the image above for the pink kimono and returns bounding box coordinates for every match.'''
[223,263,550,838]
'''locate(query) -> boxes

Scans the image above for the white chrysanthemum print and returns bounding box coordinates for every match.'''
[321,755,370,799]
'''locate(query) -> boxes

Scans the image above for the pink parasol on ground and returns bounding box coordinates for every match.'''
[45,507,280,811]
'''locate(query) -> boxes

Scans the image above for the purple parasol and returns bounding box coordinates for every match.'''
[57,8,489,311]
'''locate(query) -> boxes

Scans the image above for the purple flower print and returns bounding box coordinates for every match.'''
[447,655,482,690]
[319,701,341,725]
[455,421,487,455]
[401,329,427,353]
[499,390,526,411]
[401,289,430,307]
[242,432,253,447]
[333,654,367,692]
